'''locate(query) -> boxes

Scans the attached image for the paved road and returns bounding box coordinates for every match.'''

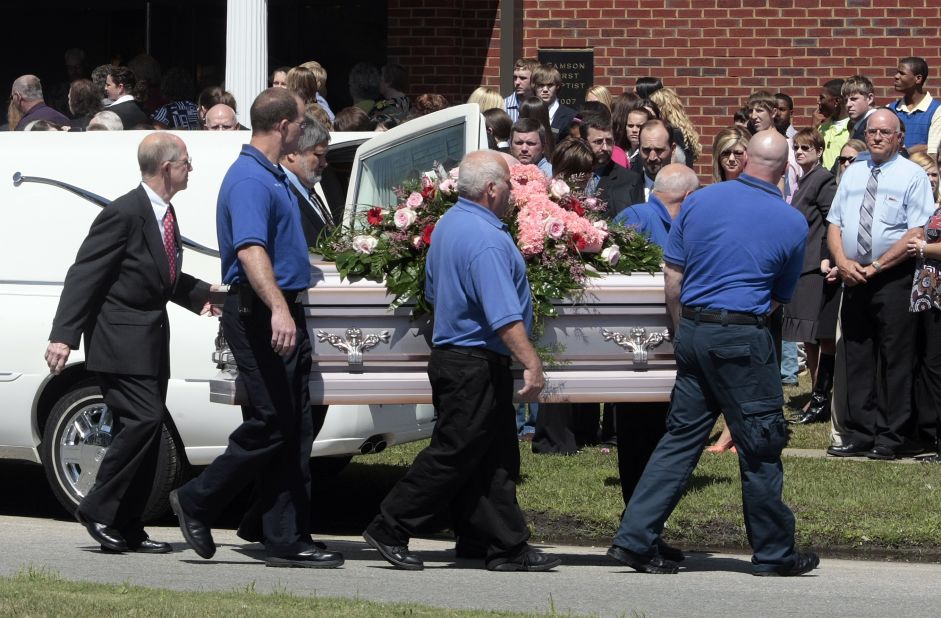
[3,511,941,617]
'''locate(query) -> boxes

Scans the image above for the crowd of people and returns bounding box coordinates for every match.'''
[21,46,941,577]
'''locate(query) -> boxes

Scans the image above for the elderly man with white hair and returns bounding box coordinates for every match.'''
[11,74,69,130]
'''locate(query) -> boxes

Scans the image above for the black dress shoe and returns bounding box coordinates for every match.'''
[826,442,872,457]
[866,445,897,460]
[363,530,423,570]
[237,527,327,550]
[266,547,344,568]
[169,489,215,559]
[76,510,128,552]
[753,552,819,577]
[486,547,561,572]
[607,544,679,574]
[657,540,685,563]
[133,538,172,554]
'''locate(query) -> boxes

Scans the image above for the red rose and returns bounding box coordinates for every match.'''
[571,233,587,251]
[367,207,383,226]
[422,224,435,246]
[421,184,436,200]
[570,198,584,217]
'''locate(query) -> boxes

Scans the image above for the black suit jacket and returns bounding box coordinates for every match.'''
[107,100,149,129]
[596,162,645,220]
[551,104,578,140]
[790,165,837,274]
[288,182,331,248]
[50,186,209,377]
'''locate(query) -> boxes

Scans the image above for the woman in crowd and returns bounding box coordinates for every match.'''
[613,98,652,170]
[835,139,867,183]
[907,151,941,461]
[710,126,750,183]
[286,66,319,107]
[68,79,101,131]
[634,76,663,99]
[467,87,504,112]
[783,129,838,424]
[531,137,600,454]
[649,87,702,167]
[706,126,751,453]
[483,108,512,152]
[411,93,449,117]
[585,85,613,109]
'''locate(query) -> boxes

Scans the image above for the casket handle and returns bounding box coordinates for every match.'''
[601,327,671,368]
[316,328,391,368]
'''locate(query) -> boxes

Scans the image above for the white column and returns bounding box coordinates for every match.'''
[225,0,268,129]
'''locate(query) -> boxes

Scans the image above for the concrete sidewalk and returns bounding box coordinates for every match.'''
[2,514,940,617]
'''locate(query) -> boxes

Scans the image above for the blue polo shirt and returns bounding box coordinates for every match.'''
[613,194,672,248]
[664,174,807,314]
[826,153,935,263]
[217,145,311,291]
[425,197,533,356]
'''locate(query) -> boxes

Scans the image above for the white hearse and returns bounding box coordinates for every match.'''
[1,104,675,519]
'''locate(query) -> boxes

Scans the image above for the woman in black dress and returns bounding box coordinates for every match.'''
[782,129,838,424]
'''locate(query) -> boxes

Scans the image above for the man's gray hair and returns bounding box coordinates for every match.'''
[457,151,508,200]
[12,75,43,101]
[87,110,123,131]
[138,134,184,176]
[297,114,331,151]
[653,164,699,197]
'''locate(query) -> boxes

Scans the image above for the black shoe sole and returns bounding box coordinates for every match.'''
[75,510,128,552]
[266,556,344,568]
[169,490,216,559]
[753,555,820,577]
[363,530,423,571]
[487,556,562,572]
[606,546,678,574]
[101,544,172,554]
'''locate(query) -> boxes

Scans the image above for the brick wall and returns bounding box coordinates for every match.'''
[388,0,941,176]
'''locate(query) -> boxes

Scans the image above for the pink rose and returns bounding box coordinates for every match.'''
[439,178,457,194]
[449,167,460,180]
[544,217,566,240]
[394,208,418,229]
[601,244,621,265]
[406,192,424,209]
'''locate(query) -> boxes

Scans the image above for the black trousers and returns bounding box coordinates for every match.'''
[840,262,918,449]
[78,372,167,545]
[365,348,530,560]
[176,294,313,557]
[614,402,669,509]
[914,309,941,445]
[532,402,601,454]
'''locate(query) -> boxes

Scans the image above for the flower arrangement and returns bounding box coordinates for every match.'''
[318,163,662,336]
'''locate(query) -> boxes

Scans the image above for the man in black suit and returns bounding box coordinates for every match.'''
[280,115,336,248]
[532,64,578,140]
[45,133,215,553]
[103,66,149,129]
[579,108,644,219]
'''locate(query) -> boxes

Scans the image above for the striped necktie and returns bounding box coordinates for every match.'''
[856,167,881,259]
[308,188,336,231]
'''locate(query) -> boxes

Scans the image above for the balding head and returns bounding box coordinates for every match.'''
[653,164,699,202]
[205,104,238,130]
[743,129,789,184]
[865,108,903,164]
[458,150,513,217]
[12,75,42,101]
[138,133,186,176]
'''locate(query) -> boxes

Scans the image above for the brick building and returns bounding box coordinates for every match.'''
[388,0,941,175]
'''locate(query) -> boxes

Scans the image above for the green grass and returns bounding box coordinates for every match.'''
[0,568,576,618]
[349,371,941,559]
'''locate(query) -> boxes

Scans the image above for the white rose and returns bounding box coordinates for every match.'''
[352,235,379,255]
[593,220,608,231]
[549,178,570,200]
[601,244,621,266]
[394,207,418,229]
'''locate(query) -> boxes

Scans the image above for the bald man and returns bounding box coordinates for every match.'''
[363,150,560,573]
[826,109,936,459]
[11,74,69,130]
[608,130,819,577]
[204,104,240,131]
[46,133,215,553]
[614,163,699,248]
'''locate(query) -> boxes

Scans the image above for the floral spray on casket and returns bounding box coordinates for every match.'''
[318,163,662,340]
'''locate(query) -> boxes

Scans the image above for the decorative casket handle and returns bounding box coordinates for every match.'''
[316,328,391,367]
[601,327,671,368]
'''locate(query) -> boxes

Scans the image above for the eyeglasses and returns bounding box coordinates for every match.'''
[793,144,816,152]
[720,149,745,159]
[865,128,898,137]
[291,119,310,130]
[169,157,193,169]
[837,155,856,165]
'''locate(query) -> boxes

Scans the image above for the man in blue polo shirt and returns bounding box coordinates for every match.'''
[363,150,560,573]
[614,163,699,248]
[170,88,343,569]
[608,130,819,577]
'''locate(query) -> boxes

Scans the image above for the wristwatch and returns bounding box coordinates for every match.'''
[871,260,882,272]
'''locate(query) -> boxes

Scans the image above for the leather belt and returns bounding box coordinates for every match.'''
[435,345,512,367]
[227,282,302,304]
[682,306,767,326]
